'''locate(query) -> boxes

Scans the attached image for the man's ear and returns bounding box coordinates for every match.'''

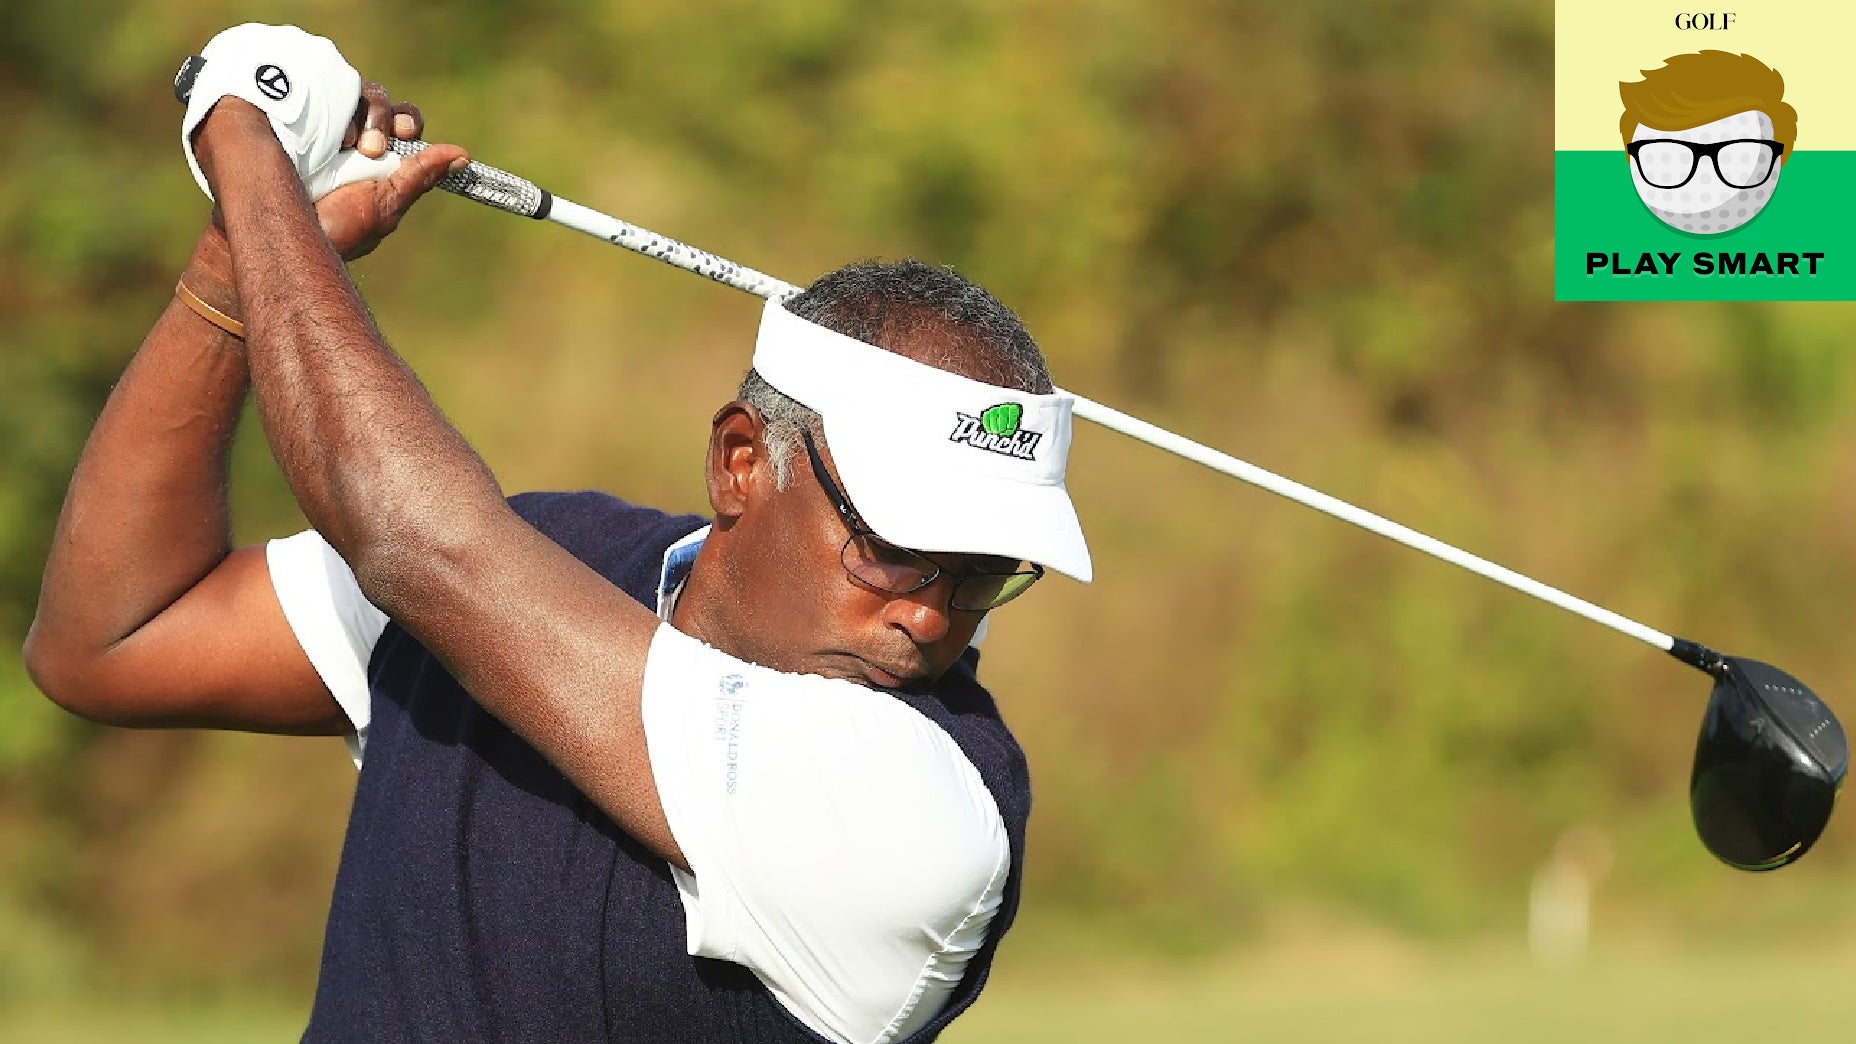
[707,401,767,522]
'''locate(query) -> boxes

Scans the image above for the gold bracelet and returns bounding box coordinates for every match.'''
[175,280,246,339]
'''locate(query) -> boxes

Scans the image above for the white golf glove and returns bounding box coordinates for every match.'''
[181,23,399,202]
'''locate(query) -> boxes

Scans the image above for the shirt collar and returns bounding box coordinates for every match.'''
[656,524,711,622]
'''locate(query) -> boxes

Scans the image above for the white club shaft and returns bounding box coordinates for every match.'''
[421,144,1680,654]
[547,199,802,301]
[1068,395,1675,652]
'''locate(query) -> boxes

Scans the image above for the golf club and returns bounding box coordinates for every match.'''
[176,57,1847,870]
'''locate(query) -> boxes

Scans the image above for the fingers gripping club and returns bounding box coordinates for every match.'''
[176,28,398,202]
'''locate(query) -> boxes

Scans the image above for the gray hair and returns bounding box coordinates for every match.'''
[739,369,823,491]
[737,259,1051,489]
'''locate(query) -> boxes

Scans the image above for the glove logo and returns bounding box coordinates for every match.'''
[254,64,291,101]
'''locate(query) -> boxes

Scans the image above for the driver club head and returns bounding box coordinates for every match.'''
[1685,652,1847,870]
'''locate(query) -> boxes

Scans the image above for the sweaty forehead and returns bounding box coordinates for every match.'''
[1632,110,1774,143]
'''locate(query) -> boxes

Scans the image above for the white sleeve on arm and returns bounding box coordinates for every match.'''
[266,529,391,765]
[641,625,1010,1044]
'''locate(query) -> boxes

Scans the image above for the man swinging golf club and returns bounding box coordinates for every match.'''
[25,23,1089,1043]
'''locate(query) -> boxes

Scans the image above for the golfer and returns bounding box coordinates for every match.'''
[24,25,1090,1044]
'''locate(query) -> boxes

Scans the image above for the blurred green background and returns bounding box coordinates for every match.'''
[7,0,1856,1039]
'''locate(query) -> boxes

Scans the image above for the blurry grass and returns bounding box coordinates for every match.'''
[0,1003,305,1043]
[9,936,1855,1043]
[949,936,1853,1043]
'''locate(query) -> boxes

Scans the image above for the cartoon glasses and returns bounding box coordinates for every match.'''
[1627,138,1785,191]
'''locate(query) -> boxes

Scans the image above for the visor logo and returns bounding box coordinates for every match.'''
[951,403,1042,460]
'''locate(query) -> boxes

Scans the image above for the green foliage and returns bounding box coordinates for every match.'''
[5,0,1856,1003]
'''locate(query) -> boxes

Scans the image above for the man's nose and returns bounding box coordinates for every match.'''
[881,574,954,646]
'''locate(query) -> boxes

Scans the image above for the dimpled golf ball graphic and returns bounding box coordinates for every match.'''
[1629,111,1782,234]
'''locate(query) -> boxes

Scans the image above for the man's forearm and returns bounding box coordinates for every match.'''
[199,101,506,620]
[26,227,250,684]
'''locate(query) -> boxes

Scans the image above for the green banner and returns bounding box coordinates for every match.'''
[1555,150,1855,301]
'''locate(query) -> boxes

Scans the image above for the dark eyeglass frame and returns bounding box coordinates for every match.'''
[1626,138,1785,191]
[800,428,1044,612]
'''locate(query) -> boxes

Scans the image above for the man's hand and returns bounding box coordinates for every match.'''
[317,83,467,260]
[195,83,467,262]
[181,24,371,201]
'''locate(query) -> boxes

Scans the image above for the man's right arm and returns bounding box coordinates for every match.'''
[21,220,345,734]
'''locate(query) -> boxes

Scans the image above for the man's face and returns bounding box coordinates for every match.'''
[687,414,992,691]
[1628,110,1783,234]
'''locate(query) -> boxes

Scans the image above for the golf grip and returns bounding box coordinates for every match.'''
[173,60,1684,658]
[384,139,801,301]
[388,138,553,221]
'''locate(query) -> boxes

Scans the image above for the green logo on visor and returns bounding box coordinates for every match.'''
[980,402,1023,437]
[951,402,1041,461]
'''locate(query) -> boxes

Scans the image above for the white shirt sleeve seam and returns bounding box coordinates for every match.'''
[872,822,1011,1043]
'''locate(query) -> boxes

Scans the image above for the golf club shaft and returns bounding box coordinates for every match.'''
[179,66,1669,651]
[166,71,1679,657]
[398,141,1678,655]
[1067,396,1676,651]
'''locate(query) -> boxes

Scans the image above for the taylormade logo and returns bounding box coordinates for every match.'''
[950,403,1041,461]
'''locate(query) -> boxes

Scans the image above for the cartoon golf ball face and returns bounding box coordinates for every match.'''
[1617,52,1797,237]
[1628,111,1784,234]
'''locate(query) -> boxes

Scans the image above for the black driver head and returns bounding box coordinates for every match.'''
[1685,652,1847,870]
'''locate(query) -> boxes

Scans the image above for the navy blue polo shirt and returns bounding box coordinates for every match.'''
[296,491,1031,1043]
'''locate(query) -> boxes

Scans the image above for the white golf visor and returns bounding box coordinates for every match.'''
[751,298,1092,583]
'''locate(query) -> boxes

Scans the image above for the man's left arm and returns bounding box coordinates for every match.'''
[192,98,686,867]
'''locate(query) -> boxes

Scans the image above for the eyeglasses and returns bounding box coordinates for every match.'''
[800,428,1044,612]
[1626,138,1784,191]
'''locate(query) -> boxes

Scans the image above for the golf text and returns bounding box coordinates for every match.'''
[1584,250,1824,276]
